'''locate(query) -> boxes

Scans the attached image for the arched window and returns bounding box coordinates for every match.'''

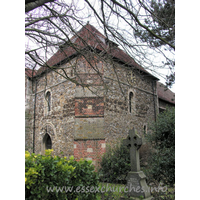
[144,125,147,135]
[43,133,52,151]
[70,69,74,77]
[129,92,133,113]
[46,91,51,111]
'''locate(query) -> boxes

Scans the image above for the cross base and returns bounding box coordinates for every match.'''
[120,171,153,200]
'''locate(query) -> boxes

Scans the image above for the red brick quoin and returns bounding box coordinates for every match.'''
[74,139,106,168]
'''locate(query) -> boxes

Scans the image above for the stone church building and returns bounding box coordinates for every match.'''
[25,24,175,167]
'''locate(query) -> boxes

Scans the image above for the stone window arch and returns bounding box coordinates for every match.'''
[44,90,52,115]
[143,124,147,135]
[128,89,135,114]
[46,91,51,111]
[129,91,134,113]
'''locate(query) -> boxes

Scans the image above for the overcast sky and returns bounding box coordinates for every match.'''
[25,0,175,92]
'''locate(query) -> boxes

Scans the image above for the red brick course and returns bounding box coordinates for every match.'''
[75,97,104,117]
[74,139,106,168]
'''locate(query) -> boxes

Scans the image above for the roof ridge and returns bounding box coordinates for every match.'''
[34,23,159,80]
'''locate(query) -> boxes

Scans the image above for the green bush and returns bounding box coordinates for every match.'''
[99,107,175,188]
[25,150,99,200]
[98,139,152,184]
[98,140,130,184]
[145,107,175,186]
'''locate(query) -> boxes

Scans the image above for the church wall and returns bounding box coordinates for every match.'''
[25,75,34,152]
[73,55,105,165]
[27,61,77,157]
[158,99,174,112]
[103,62,158,146]
[74,139,106,168]
[25,55,158,168]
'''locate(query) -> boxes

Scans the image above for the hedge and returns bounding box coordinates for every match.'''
[25,149,99,200]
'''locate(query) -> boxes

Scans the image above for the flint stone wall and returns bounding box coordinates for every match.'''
[25,55,158,166]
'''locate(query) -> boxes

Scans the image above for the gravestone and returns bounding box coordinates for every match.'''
[120,128,153,200]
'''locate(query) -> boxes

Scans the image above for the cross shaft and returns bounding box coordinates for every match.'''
[123,128,142,172]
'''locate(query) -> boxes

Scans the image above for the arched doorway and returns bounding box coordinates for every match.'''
[40,122,56,154]
[42,133,52,154]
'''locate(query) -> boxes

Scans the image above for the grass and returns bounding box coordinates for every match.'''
[96,182,128,200]
[151,185,175,200]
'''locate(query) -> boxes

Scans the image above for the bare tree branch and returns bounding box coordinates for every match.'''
[25,0,55,13]
[25,0,175,88]
[109,0,175,50]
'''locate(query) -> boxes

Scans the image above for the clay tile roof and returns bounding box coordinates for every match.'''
[25,68,37,78]
[35,23,158,80]
[44,24,106,67]
[109,47,151,74]
[157,82,175,104]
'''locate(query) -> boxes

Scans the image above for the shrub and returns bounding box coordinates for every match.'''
[98,138,153,184]
[139,142,152,168]
[25,150,99,200]
[98,140,130,184]
[145,107,175,186]
[99,108,175,187]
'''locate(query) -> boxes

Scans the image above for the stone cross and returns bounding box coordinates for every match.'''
[123,128,142,172]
